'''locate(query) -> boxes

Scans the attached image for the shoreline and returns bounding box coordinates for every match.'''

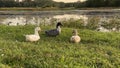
[0,9,120,15]
[0,7,120,11]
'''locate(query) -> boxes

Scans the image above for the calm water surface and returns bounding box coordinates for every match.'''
[0,10,120,26]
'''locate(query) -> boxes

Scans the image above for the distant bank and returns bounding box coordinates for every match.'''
[0,8,120,15]
[0,7,120,11]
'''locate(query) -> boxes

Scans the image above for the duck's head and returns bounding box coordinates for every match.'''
[35,27,41,32]
[56,22,63,28]
[72,29,78,35]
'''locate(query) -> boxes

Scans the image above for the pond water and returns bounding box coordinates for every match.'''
[0,14,89,26]
[0,10,120,32]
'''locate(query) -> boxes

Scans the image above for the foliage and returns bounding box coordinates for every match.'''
[101,17,120,30]
[0,0,120,8]
[86,17,100,30]
[62,16,120,31]
[86,0,120,7]
[62,19,85,29]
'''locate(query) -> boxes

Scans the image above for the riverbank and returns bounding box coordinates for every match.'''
[0,9,120,15]
[0,7,120,11]
[0,25,120,68]
[0,7,75,11]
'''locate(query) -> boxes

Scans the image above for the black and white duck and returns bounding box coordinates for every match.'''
[45,22,63,37]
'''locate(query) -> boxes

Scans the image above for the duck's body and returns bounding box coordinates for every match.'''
[25,27,41,42]
[70,29,81,43]
[70,35,80,43]
[25,35,40,42]
[45,29,59,36]
[45,22,62,37]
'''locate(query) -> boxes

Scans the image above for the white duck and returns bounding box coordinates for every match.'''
[25,27,41,42]
[70,29,81,43]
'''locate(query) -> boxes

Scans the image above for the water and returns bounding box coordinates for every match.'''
[0,14,119,26]
[0,14,87,26]
[0,10,120,32]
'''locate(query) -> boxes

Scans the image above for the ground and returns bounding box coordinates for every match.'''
[0,25,120,68]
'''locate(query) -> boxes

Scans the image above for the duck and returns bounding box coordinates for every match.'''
[70,29,81,43]
[45,22,63,37]
[25,27,41,42]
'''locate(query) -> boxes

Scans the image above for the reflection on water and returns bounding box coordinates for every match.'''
[0,14,89,26]
[53,14,88,25]
[0,12,120,32]
[53,14,88,20]
[0,16,37,26]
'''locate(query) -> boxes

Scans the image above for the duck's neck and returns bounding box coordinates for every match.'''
[34,30,39,36]
[57,26,61,33]
[74,33,78,36]
[73,32,78,36]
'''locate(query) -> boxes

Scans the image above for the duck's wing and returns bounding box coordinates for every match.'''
[25,35,40,41]
[45,29,59,36]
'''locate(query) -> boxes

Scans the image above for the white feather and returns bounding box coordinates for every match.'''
[70,35,81,43]
[25,35,40,42]
[25,27,41,42]
[70,29,81,43]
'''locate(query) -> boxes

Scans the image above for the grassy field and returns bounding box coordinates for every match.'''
[0,25,120,68]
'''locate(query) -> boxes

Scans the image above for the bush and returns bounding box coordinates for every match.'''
[62,19,85,29]
[86,17,100,30]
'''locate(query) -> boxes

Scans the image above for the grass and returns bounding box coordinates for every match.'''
[0,25,120,68]
[63,16,120,31]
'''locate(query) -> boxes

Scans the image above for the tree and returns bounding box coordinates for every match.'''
[85,0,120,7]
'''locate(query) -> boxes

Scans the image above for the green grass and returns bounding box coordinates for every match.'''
[0,25,120,68]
